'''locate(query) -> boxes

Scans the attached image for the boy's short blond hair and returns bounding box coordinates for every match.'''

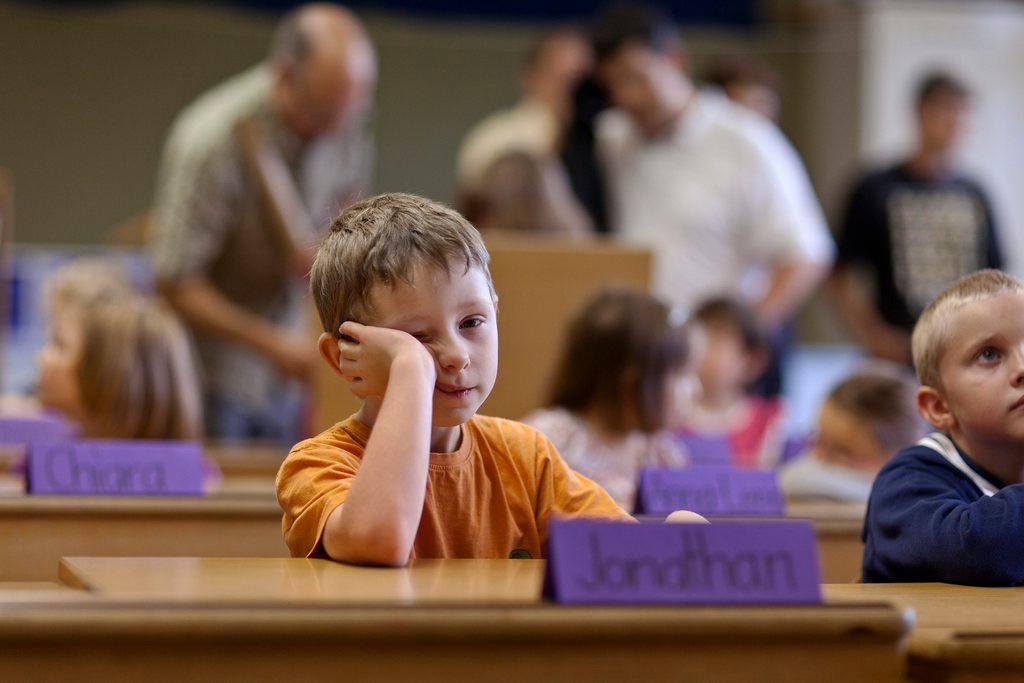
[311,193,493,336]
[912,269,1024,388]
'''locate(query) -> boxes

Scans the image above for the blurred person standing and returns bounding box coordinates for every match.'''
[592,4,833,393]
[457,29,592,206]
[830,71,1002,365]
[150,4,376,441]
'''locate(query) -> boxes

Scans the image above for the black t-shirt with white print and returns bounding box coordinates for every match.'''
[837,162,1003,331]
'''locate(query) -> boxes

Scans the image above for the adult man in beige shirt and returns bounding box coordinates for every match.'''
[151,4,376,440]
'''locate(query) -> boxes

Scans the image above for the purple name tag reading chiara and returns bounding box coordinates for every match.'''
[26,440,204,496]
[634,466,785,517]
[543,518,822,605]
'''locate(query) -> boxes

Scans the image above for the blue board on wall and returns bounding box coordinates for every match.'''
[27,1,757,25]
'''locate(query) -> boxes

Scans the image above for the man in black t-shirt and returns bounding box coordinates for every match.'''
[831,71,1002,364]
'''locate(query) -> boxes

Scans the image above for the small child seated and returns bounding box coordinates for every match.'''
[862,270,1024,584]
[38,292,202,440]
[779,365,923,502]
[677,297,785,468]
[5,257,201,440]
[276,193,637,566]
[523,288,694,510]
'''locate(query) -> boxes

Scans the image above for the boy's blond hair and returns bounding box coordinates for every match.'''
[311,193,493,336]
[77,295,203,440]
[912,269,1024,388]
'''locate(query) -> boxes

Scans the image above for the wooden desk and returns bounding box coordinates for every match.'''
[824,583,1024,630]
[0,557,906,682]
[908,628,1024,682]
[204,441,285,496]
[826,583,1024,681]
[0,495,286,581]
[786,501,864,583]
[696,501,864,583]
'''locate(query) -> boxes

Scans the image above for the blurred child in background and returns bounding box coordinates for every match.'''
[780,365,924,502]
[26,257,203,440]
[677,297,786,468]
[38,294,202,440]
[523,288,695,510]
[469,151,591,236]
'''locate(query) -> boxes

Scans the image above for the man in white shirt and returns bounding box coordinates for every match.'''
[593,5,833,329]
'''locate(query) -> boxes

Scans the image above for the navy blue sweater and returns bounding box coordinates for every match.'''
[862,435,1024,585]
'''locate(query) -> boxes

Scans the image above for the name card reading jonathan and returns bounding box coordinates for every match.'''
[634,466,785,517]
[26,440,204,496]
[0,416,76,445]
[543,518,822,605]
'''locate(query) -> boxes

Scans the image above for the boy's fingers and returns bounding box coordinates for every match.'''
[338,321,365,342]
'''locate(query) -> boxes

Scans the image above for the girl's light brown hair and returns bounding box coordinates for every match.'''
[547,288,690,434]
[75,296,202,440]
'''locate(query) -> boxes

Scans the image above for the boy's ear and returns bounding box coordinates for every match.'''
[917,385,955,432]
[318,332,345,378]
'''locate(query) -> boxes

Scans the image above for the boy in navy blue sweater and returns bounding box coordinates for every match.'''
[863,269,1024,584]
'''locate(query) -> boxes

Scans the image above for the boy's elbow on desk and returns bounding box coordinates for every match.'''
[322,506,414,567]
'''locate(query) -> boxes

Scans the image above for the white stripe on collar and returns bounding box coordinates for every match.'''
[918,432,999,497]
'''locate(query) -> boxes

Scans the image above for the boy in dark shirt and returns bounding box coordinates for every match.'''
[863,270,1024,584]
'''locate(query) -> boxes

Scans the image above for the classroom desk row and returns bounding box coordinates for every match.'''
[3,557,1023,681]
[0,558,908,681]
[0,493,865,581]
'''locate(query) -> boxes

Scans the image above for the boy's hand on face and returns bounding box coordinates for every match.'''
[337,321,435,398]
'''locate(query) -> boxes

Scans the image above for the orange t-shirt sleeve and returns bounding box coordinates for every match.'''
[532,428,633,536]
[275,435,362,558]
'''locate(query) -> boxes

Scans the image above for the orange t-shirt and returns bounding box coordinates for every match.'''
[276,414,631,560]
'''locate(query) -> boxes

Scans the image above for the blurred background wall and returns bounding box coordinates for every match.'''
[0,0,1021,278]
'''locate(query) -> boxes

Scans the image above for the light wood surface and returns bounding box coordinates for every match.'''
[786,500,864,583]
[827,582,1024,681]
[0,557,908,682]
[0,494,286,581]
[0,600,909,682]
[908,628,1024,682]
[58,557,543,604]
[824,582,1024,630]
[310,236,652,433]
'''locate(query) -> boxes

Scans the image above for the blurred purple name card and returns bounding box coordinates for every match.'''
[26,440,204,496]
[634,466,784,517]
[0,416,76,445]
[543,519,821,605]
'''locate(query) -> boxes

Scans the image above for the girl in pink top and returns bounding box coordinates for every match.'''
[523,288,697,510]
[678,297,786,469]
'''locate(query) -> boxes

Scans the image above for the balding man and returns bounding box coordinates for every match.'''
[151,3,376,441]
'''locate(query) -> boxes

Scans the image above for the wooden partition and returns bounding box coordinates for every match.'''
[311,236,652,433]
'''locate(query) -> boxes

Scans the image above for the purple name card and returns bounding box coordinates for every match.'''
[677,433,733,467]
[634,466,785,517]
[543,518,822,605]
[0,416,76,445]
[26,440,204,496]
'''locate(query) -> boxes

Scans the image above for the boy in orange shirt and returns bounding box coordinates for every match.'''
[277,192,633,565]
